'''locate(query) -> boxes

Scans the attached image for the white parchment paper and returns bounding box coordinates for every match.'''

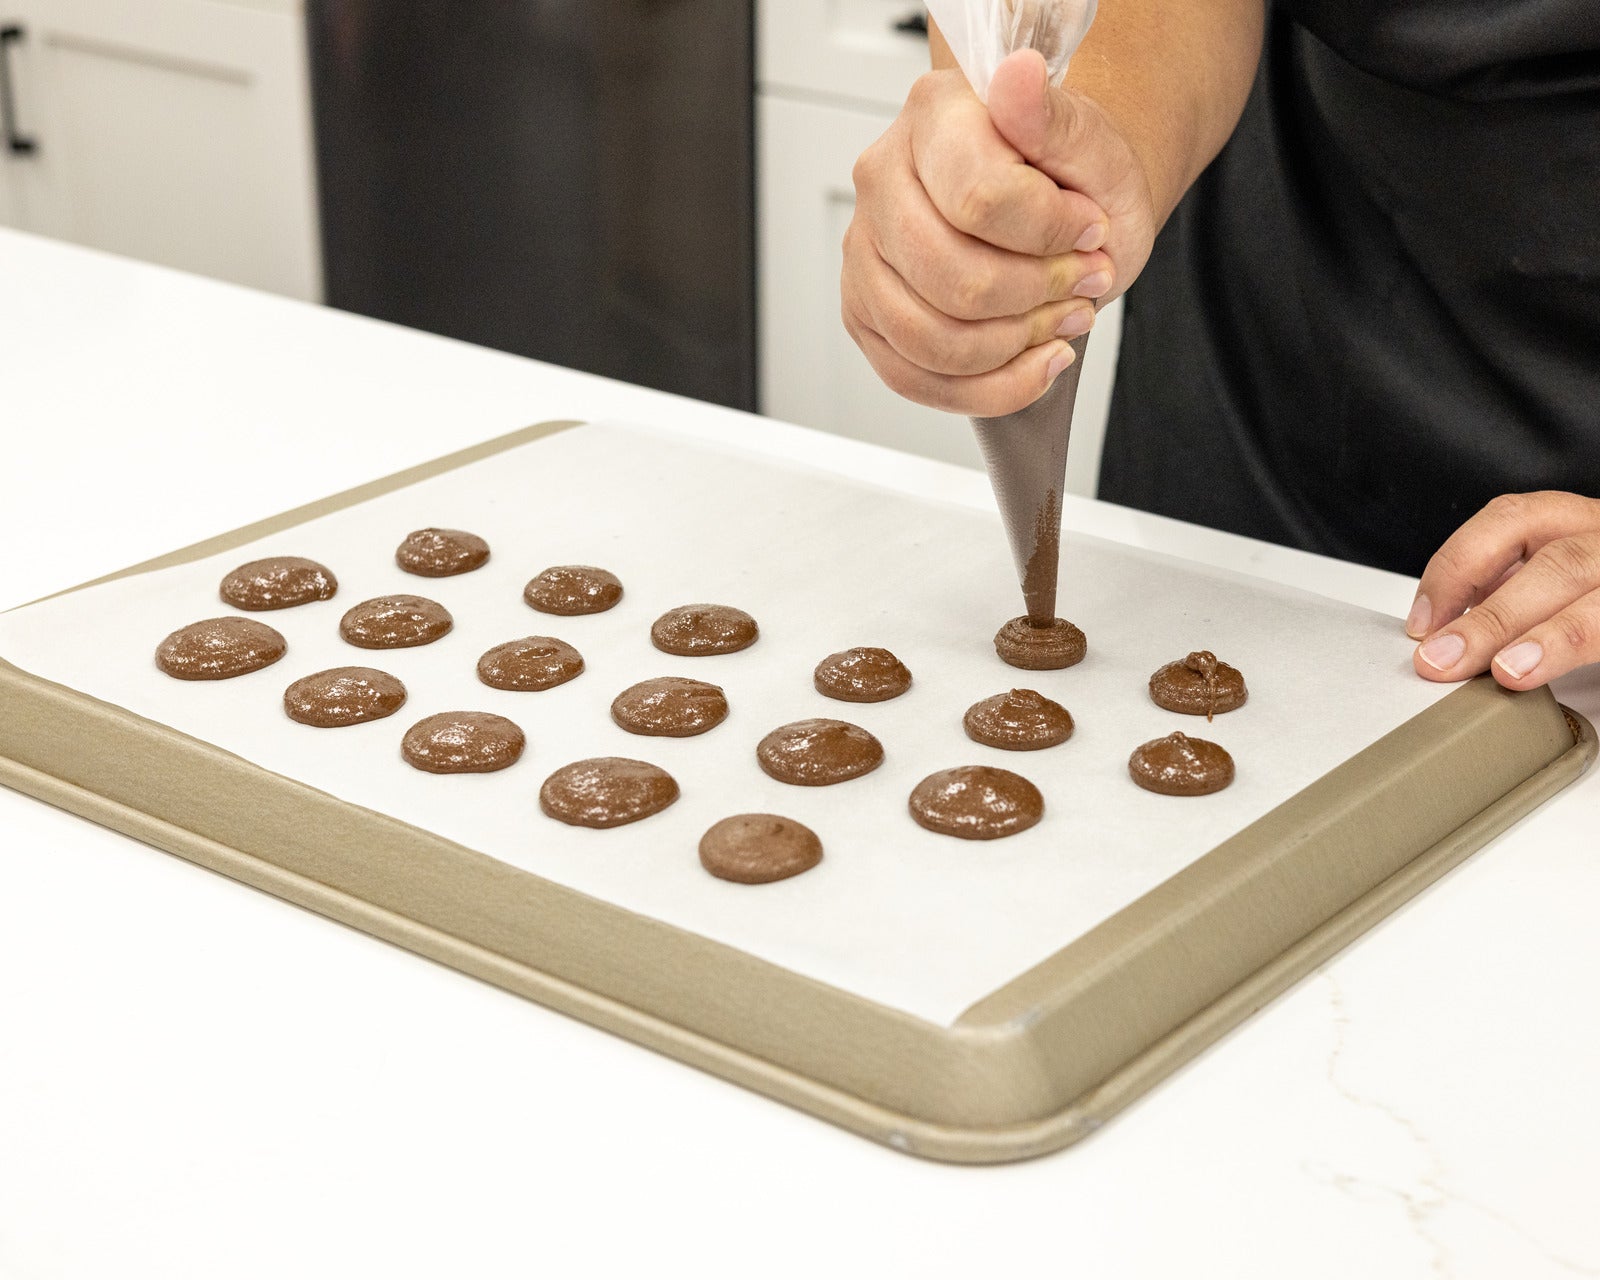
[0,422,1451,1026]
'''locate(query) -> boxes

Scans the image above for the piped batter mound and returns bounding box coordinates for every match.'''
[476,637,585,691]
[339,595,453,649]
[650,604,759,656]
[699,814,823,885]
[283,667,407,727]
[1148,650,1247,720]
[394,527,490,577]
[218,556,338,611]
[908,765,1044,840]
[610,676,729,737]
[523,565,623,616]
[993,616,1086,670]
[756,718,883,786]
[155,617,287,680]
[962,689,1074,751]
[812,646,912,702]
[539,757,680,828]
[400,711,526,774]
[1128,731,1235,796]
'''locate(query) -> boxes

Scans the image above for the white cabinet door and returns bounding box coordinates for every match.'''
[758,93,1120,491]
[0,0,320,300]
[759,93,980,467]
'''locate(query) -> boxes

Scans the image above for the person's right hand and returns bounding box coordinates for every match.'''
[842,49,1158,418]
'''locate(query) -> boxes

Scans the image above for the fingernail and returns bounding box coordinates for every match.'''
[1074,222,1107,253]
[1055,307,1093,338]
[1405,593,1432,639]
[1417,632,1466,671]
[1045,344,1076,382]
[1494,640,1543,680]
[1073,270,1112,298]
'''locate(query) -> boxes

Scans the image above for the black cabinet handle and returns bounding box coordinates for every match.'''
[1,23,36,155]
[892,10,929,37]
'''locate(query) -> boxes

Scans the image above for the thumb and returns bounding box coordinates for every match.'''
[986,48,1092,194]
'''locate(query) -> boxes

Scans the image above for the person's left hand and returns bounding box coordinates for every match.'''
[1408,491,1600,689]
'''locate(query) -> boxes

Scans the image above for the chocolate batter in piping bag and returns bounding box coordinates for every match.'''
[973,335,1091,622]
[927,0,1098,623]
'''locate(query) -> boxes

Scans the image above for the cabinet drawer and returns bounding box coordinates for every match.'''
[757,0,930,109]
[0,0,320,301]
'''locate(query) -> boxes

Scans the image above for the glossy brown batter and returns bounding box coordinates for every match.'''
[1020,489,1062,626]
[394,527,490,577]
[993,616,1087,670]
[1128,731,1235,796]
[524,565,624,616]
[476,636,585,691]
[812,646,912,702]
[698,814,823,885]
[755,718,883,786]
[908,765,1044,840]
[1148,650,1248,720]
[401,711,526,774]
[610,676,729,737]
[339,595,453,649]
[283,667,407,727]
[650,604,759,656]
[963,689,1074,751]
[218,556,338,611]
[155,617,287,680]
[539,757,680,828]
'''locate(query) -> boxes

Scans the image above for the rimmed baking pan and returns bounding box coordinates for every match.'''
[2,422,1590,1162]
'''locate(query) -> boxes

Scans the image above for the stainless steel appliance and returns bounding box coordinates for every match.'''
[308,1,755,410]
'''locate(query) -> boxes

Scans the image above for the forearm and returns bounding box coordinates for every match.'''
[1068,0,1264,223]
[931,1,1265,226]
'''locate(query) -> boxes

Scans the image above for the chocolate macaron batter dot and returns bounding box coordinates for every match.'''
[812,646,912,702]
[993,616,1087,671]
[1128,732,1235,796]
[476,637,585,691]
[539,757,680,828]
[524,565,624,616]
[339,595,453,649]
[394,528,490,577]
[401,712,525,774]
[699,814,823,885]
[963,689,1074,751]
[1148,650,1248,720]
[650,604,759,656]
[283,667,407,727]
[610,677,729,737]
[908,766,1044,840]
[156,617,288,680]
[218,557,338,611]
[756,718,883,786]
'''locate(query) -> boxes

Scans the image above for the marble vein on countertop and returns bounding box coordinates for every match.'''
[1308,974,1599,1279]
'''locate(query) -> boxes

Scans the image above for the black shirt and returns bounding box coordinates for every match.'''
[1098,0,1600,575]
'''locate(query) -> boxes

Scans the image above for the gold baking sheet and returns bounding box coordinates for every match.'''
[1,421,1591,1162]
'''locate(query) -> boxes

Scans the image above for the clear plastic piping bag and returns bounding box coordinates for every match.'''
[925,0,1097,101]
[924,0,1097,623]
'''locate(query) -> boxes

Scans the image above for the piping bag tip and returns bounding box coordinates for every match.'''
[970,333,1090,625]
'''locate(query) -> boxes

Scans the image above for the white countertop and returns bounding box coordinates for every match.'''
[3,227,1597,1279]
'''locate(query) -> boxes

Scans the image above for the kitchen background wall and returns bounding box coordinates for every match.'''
[0,0,1118,495]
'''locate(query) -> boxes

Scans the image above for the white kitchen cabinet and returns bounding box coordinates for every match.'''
[756,4,1121,493]
[758,0,935,109]
[0,0,320,301]
[759,93,983,468]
